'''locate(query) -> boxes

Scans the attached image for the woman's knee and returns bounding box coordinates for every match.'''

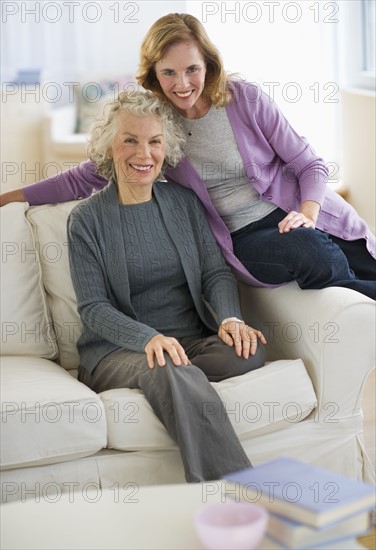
[213,342,266,379]
[276,229,353,283]
[249,342,266,371]
[235,343,265,375]
[147,355,207,383]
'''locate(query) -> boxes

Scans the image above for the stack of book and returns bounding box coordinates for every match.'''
[222,457,375,549]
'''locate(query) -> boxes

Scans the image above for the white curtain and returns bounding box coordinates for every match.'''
[1,1,186,83]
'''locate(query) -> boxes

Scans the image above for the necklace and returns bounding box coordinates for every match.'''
[184,118,197,137]
[178,102,213,137]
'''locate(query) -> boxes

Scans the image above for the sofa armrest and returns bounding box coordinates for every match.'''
[239,282,375,418]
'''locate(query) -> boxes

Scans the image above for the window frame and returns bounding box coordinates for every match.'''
[340,0,376,91]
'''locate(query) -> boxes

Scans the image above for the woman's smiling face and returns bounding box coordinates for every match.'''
[110,111,165,202]
[155,40,208,118]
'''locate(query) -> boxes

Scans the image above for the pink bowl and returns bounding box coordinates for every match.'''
[194,501,268,550]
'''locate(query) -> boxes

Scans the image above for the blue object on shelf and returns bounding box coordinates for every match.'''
[12,69,41,84]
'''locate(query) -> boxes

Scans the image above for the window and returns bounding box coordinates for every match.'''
[362,0,376,74]
[338,0,376,90]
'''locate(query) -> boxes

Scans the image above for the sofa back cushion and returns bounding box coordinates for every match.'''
[26,202,82,371]
[1,203,57,358]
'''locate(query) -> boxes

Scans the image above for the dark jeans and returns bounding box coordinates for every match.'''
[232,208,376,300]
[79,334,265,483]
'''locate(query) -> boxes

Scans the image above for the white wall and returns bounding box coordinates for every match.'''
[341,88,376,232]
[0,89,49,191]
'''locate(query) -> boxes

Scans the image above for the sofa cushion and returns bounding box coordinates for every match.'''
[0,356,107,470]
[0,203,57,359]
[26,202,82,371]
[100,359,317,451]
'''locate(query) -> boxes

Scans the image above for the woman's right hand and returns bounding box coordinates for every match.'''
[145,335,190,369]
[0,189,26,207]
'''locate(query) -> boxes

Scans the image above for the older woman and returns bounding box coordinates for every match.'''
[67,90,266,482]
[3,13,375,299]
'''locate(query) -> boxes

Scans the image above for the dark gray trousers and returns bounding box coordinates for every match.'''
[78,334,265,482]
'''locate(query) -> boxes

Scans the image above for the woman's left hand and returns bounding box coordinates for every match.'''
[278,210,316,233]
[218,319,267,359]
[278,201,320,233]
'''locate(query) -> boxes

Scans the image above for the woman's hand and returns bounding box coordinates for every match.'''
[218,319,267,359]
[278,210,315,233]
[278,201,320,233]
[145,335,190,369]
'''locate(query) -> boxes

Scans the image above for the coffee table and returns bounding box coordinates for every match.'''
[0,481,367,549]
[1,482,223,550]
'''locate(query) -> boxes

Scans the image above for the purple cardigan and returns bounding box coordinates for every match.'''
[24,81,375,286]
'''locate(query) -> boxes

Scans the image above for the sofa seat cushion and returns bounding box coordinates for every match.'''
[100,359,317,452]
[0,356,107,470]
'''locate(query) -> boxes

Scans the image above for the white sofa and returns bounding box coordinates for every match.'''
[1,201,375,505]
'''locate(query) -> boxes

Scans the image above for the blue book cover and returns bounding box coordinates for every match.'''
[222,457,375,528]
[267,510,372,548]
[259,534,369,549]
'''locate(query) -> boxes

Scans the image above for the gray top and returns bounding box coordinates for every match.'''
[178,105,277,233]
[68,180,243,374]
[119,199,204,338]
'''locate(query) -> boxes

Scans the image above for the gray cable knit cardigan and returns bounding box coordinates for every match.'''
[68,180,244,374]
